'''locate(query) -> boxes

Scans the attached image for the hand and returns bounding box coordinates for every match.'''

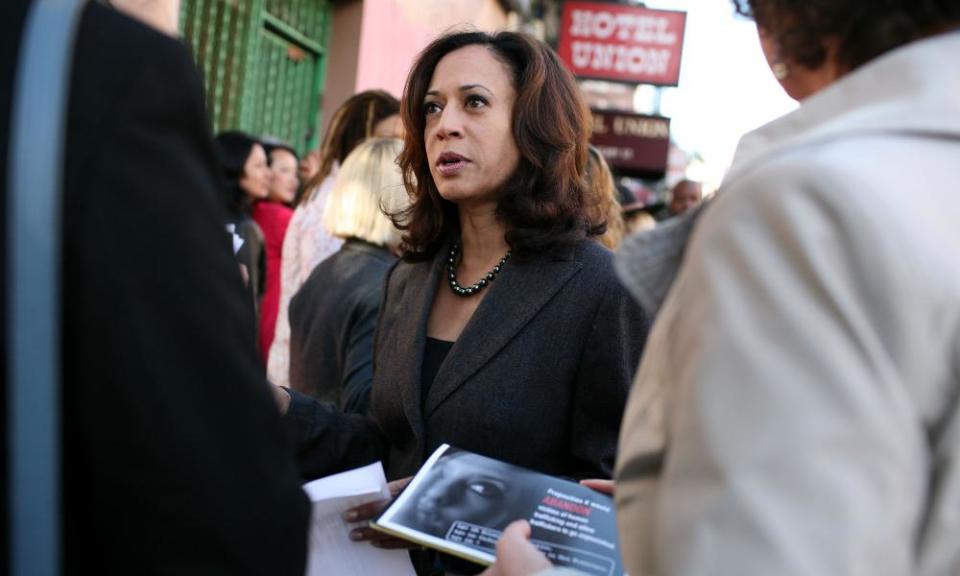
[343,477,418,549]
[480,521,553,576]
[579,479,615,496]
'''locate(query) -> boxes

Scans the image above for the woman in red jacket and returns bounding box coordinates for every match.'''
[252,139,298,364]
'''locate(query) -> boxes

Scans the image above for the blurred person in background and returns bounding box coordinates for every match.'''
[263,138,299,206]
[287,138,407,414]
[485,1,960,575]
[624,210,656,235]
[617,184,658,235]
[214,130,271,312]
[252,138,297,363]
[584,146,625,250]
[297,148,321,192]
[267,89,401,387]
[667,178,702,218]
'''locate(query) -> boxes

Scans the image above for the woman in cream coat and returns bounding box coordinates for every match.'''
[484,2,960,575]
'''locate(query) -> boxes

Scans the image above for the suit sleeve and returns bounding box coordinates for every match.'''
[284,389,387,479]
[281,270,387,474]
[339,284,381,415]
[570,272,651,478]
[641,162,923,575]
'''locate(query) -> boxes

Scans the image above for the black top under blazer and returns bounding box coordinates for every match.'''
[287,237,650,482]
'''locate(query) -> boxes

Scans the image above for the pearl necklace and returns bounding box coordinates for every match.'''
[446,242,511,297]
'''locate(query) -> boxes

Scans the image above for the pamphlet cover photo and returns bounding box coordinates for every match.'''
[374,444,624,576]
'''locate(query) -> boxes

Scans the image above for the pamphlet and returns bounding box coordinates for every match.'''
[373,444,624,576]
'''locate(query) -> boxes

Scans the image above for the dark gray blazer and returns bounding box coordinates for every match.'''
[285,238,649,482]
[288,239,395,414]
[377,238,649,479]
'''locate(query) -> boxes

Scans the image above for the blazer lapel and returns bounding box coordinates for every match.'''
[424,248,583,416]
[386,251,445,444]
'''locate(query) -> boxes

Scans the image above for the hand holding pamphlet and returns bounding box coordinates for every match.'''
[373,444,625,576]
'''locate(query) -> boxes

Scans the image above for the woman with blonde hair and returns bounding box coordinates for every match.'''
[286,138,407,414]
[268,90,401,387]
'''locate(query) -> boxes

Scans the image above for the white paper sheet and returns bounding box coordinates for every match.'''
[303,462,416,576]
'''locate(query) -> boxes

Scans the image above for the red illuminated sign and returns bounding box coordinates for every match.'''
[558,2,687,86]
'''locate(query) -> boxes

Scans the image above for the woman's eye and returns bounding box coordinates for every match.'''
[465,95,487,109]
[424,101,442,115]
[468,480,505,498]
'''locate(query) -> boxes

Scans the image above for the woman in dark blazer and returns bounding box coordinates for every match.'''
[287,138,407,414]
[279,30,649,571]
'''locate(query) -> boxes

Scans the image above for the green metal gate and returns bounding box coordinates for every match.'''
[179,0,331,154]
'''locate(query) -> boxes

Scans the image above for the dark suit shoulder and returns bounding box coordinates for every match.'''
[66,3,220,229]
[306,242,393,285]
[68,4,206,171]
[77,3,197,75]
[572,239,619,283]
[353,251,396,303]
[574,237,613,262]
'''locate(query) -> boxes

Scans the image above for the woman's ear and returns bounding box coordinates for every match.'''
[756,25,844,101]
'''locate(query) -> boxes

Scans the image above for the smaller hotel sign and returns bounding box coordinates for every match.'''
[558,2,687,86]
[591,110,670,176]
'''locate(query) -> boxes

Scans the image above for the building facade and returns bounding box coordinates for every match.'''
[179,0,511,152]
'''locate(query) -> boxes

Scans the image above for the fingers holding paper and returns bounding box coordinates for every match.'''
[344,476,412,521]
[579,478,615,496]
[344,476,419,549]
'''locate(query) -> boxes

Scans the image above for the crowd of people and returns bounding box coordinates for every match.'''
[2,0,958,574]
[208,93,674,402]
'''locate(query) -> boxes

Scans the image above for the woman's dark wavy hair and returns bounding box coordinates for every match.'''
[213,130,261,215]
[300,89,400,206]
[393,30,597,261]
[732,0,960,71]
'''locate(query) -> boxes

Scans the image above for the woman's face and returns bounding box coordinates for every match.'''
[268,149,299,205]
[414,454,517,535]
[423,45,521,208]
[240,143,271,200]
[298,149,321,182]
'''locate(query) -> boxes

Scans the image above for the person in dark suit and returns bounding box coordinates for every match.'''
[288,138,407,413]
[278,30,650,574]
[3,1,311,572]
